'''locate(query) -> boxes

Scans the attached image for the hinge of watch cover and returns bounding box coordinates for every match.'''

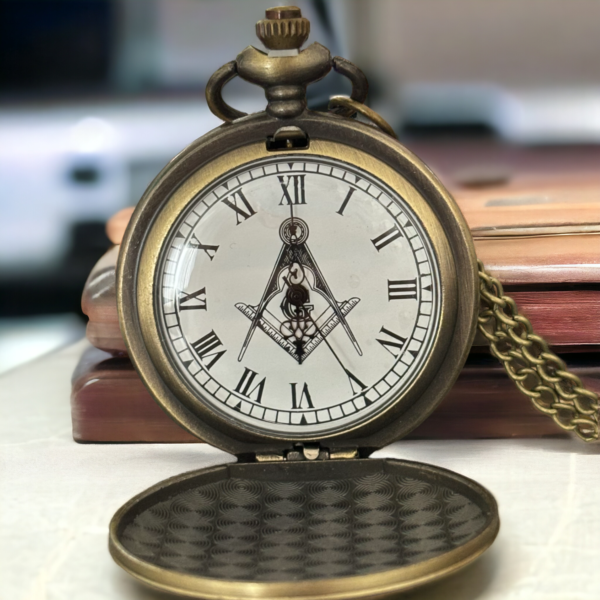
[255,443,358,462]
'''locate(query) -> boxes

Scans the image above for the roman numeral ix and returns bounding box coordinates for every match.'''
[191,330,226,370]
[388,279,417,301]
[178,287,207,311]
[278,175,306,205]
[235,367,266,403]
[222,190,256,225]
[371,225,403,252]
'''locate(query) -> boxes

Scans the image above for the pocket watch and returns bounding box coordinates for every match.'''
[109,6,501,598]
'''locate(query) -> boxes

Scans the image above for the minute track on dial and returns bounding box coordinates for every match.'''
[236,217,362,363]
[153,154,443,436]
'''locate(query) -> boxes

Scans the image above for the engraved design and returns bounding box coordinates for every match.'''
[236,298,360,363]
[237,218,361,364]
[121,471,487,582]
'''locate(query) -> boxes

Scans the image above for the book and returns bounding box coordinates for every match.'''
[83,238,600,354]
[73,140,600,442]
[85,143,600,353]
[71,346,600,442]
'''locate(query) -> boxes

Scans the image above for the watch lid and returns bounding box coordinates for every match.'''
[109,457,499,599]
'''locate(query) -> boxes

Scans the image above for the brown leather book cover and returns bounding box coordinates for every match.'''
[74,141,600,443]
[83,140,600,353]
[71,346,600,443]
[82,242,600,354]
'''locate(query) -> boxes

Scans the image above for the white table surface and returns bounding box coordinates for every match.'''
[1,340,599,600]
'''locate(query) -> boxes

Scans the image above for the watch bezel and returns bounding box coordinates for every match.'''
[117,111,479,456]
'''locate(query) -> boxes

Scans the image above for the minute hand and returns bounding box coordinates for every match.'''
[307,312,366,393]
[300,243,362,356]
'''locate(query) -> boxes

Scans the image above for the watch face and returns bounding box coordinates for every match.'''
[156,155,441,437]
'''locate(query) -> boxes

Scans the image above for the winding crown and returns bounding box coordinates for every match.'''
[256,6,310,50]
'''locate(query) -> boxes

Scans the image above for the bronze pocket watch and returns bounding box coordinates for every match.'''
[106,6,570,598]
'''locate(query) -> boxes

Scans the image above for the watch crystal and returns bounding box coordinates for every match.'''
[156,156,441,436]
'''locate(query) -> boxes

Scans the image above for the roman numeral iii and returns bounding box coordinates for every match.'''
[222,190,256,225]
[278,175,306,205]
[191,330,226,370]
[178,287,207,310]
[388,279,417,301]
[371,225,403,251]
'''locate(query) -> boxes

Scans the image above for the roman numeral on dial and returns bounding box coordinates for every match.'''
[188,234,219,261]
[336,187,356,216]
[222,190,256,225]
[290,382,314,409]
[387,279,417,301]
[235,367,266,403]
[278,175,306,205]
[376,326,407,358]
[344,367,366,395]
[178,287,207,310]
[371,225,403,251]
[191,330,226,370]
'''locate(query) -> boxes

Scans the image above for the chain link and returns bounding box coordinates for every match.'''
[477,260,599,442]
[319,97,599,441]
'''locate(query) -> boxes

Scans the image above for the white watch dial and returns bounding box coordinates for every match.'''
[156,156,441,436]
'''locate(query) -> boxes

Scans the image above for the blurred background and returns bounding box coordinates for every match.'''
[1,0,599,372]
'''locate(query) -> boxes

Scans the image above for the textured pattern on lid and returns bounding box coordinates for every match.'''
[120,470,487,581]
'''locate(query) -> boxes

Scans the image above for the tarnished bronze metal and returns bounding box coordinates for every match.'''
[267,125,309,150]
[265,6,303,20]
[236,42,331,118]
[117,113,477,457]
[205,7,369,121]
[257,6,310,50]
[110,459,499,599]
[111,6,501,598]
[477,260,600,442]
[205,60,247,123]
[331,56,369,116]
[329,96,397,138]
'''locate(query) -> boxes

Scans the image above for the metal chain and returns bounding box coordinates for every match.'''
[477,260,599,442]
[324,98,599,442]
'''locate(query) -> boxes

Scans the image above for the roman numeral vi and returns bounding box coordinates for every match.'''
[235,367,266,403]
[290,382,314,409]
